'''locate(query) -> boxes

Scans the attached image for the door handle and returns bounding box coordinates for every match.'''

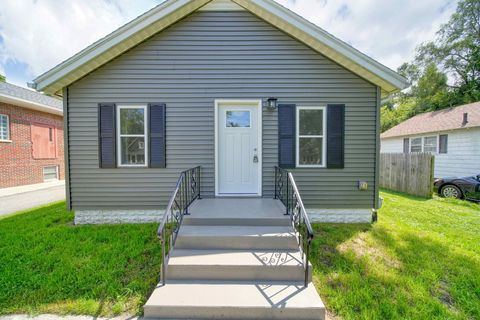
[253,155,258,163]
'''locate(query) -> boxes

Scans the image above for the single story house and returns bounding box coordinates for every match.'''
[0,81,64,188]
[381,102,480,178]
[32,0,407,224]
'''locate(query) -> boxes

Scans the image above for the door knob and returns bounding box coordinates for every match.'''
[253,155,258,163]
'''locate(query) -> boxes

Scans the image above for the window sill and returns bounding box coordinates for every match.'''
[118,165,148,168]
[296,165,326,168]
[0,139,12,143]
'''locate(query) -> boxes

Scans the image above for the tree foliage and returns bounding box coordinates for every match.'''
[0,74,5,82]
[381,0,480,132]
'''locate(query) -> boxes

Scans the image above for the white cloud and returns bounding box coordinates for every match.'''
[0,0,458,87]
[276,0,458,70]
[0,0,159,82]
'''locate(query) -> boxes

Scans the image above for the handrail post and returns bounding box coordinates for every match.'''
[285,175,289,215]
[274,167,277,199]
[184,173,190,215]
[198,166,201,199]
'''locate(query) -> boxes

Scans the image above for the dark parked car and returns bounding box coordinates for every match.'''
[434,174,480,201]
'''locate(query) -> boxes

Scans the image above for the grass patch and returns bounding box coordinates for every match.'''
[1,191,479,318]
[311,189,480,319]
[0,202,161,316]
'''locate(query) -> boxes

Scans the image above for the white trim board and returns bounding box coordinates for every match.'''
[33,0,407,96]
[296,106,327,168]
[199,0,244,11]
[116,105,148,168]
[214,99,263,197]
[0,94,63,116]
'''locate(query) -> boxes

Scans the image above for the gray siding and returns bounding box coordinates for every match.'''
[67,10,377,210]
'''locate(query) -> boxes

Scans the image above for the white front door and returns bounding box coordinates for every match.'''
[216,101,261,196]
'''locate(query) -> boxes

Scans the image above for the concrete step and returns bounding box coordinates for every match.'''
[167,249,311,282]
[183,216,291,226]
[175,226,298,250]
[143,280,325,320]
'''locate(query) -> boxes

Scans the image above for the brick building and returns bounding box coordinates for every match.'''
[0,81,64,188]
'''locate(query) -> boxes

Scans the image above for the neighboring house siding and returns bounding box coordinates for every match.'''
[67,10,377,210]
[380,127,480,178]
[436,128,480,177]
[380,138,403,153]
[0,102,64,188]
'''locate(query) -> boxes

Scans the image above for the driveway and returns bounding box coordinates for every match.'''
[0,183,65,217]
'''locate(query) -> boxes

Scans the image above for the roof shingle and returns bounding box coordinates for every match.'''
[381,102,480,139]
[0,82,62,111]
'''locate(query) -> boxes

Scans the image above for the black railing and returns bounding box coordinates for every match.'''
[157,166,201,285]
[274,166,314,287]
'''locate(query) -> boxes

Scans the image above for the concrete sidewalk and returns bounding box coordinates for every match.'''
[0,180,65,197]
[0,181,66,216]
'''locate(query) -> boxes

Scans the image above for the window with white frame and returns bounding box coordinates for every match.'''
[409,135,440,153]
[296,106,326,167]
[0,114,9,141]
[410,137,422,152]
[423,136,437,153]
[117,106,147,166]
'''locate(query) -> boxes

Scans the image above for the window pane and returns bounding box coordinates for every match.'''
[226,111,250,127]
[423,136,437,153]
[120,108,144,134]
[439,134,448,154]
[411,145,422,152]
[299,109,323,135]
[0,115,8,140]
[410,137,422,152]
[299,137,323,165]
[121,137,145,165]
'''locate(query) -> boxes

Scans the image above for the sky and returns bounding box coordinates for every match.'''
[0,0,459,89]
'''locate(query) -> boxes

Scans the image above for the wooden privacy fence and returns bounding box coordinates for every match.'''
[380,153,435,198]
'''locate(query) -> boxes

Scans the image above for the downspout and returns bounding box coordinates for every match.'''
[62,87,72,211]
[373,86,381,223]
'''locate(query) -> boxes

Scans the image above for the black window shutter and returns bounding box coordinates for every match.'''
[403,138,410,153]
[278,104,296,168]
[327,104,345,169]
[98,103,116,168]
[439,134,448,154]
[149,103,166,168]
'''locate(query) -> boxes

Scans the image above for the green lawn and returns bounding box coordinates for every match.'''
[0,192,479,318]
[312,190,480,319]
[0,202,161,316]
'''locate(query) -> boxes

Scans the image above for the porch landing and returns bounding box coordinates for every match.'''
[188,198,287,217]
[184,198,291,226]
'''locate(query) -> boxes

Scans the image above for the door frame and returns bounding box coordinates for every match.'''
[214,99,263,197]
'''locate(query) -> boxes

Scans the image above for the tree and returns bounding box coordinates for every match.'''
[381,0,480,132]
[412,63,450,112]
[397,62,420,85]
[0,74,5,82]
[416,0,480,102]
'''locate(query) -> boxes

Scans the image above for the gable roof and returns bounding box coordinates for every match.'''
[0,81,63,115]
[33,0,408,97]
[381,102,480,139]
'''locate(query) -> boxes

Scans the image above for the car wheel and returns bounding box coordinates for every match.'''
[441,185,462,199]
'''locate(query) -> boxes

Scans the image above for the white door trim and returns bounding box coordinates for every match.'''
[214,99,262,197]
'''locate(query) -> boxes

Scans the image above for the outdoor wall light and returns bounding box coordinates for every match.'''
[266,97,278,111]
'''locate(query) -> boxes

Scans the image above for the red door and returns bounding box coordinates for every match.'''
[31,124,56,159]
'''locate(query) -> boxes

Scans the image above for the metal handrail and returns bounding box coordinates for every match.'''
[157,166,201,285]
[274,166,314,287]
